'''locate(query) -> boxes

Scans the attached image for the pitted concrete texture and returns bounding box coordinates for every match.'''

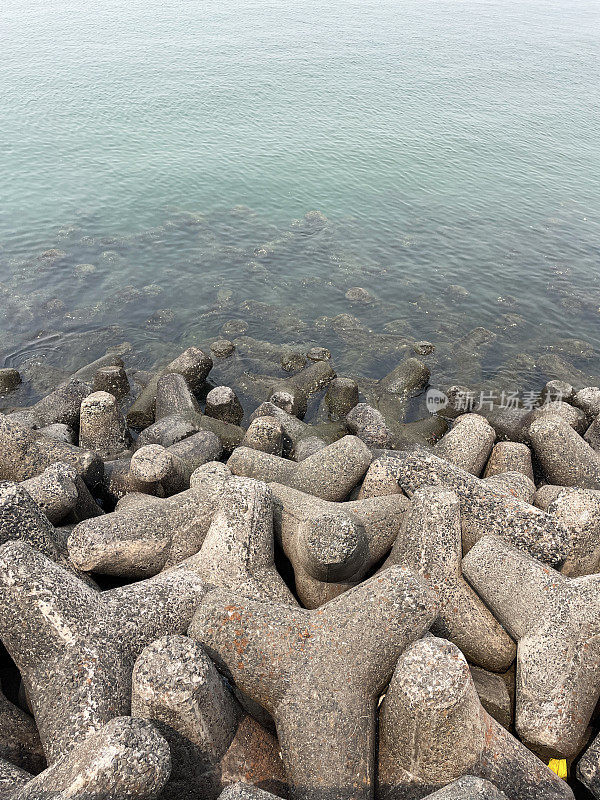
[0,416,103,486]
[577,731,600,799]
[11,379,92,430]
[525,401,588,435]
[242,417,284,456]
[358,455,405,500]
[71,461,231,577]
[433,414,495,476]
[529,415,600,489]
[135,413,201,450]
[38,422,77,444]
[0,686,45,774]
[0,482,67,565]
[7,717,170,800]
[79,391,129,458]
[271,483,408,607]
[483,442,534,482]
[129,445,174,484]
[271,360,336,419]
[383,487,515,672]
[345,404,394,449]
[573,387,600,420]
[586,415,600,453]
[0,758,32,797]
[105,432,222,503]
[547,489,600,577]
[68,486,220,577]
[20,462,79,525]
[378,636,573,800]
[155,372,201,420]
[93,364,130,400]
[0,540,206,763]
[218,784,285,800]
[470,667,512,730]
[367,451,570,566]
[228,436,372,502]
[463,535,600,758]
[206,387,244,427]
[127,347,213,429]
[161,431,223,493]
[482,471,536,503]
[176,477,295,604]
[132,636,286,800]
[541,380,575,405]
[325,378,359,418]
[250,402,320,459]
[424,777,507,799]
[189,567,437,800]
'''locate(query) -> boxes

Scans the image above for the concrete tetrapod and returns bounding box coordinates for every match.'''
[0,686,44,774]
[3,717,170,800]
[546,489,600,577]
[131,635,286,800]
[383,487,515,672]
[483,442,534,482]
[175,477,296,605]
[377,636,573,800]
[0,416,103,487]
[217,783,285,800]
[529,415,600,489]
[462,535,600,758]
[577,731,600,799]
[126,346,213,429]
[433,414,496,476]
[363,452,570,566]
[270,483,409,607]
[67,462,233,577]
[228,435,372,502]
[8,379,92,431]
[78,391,130,459]
[0,482,67,564]
[189,567,438,800]
[423,777,507,799]
[0,541,206,763]
[19,462,80,525]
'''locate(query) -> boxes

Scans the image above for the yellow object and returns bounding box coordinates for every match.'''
[548,759,568,780]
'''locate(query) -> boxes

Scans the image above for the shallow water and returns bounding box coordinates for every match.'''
[1,0,600,408]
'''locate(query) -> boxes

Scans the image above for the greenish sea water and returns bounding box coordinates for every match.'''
[1,0,600,407]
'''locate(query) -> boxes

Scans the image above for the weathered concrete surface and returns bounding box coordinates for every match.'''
[423,777,507,799]
[0,686,44,774]
[131,635,286,800]
[463,535,600,758]
[271,482,408,607]
[577,730,600,799]
[0,540,206,763]
[483,442,534,482]
[127,347,213,429]
[176,477,296,604]
[529,415,600,489]
[189,568,437,800]
[383,487,515,672]
[433,414,495,476]
[0,416,103,487]
[470,667,512,730]
[547,489,600,577]
[378,636,573,800]
[9,716,170,800]
[228,436,372,502]
[363,451,570,566]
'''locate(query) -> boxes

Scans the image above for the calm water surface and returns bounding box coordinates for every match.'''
[1,0,600,408]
